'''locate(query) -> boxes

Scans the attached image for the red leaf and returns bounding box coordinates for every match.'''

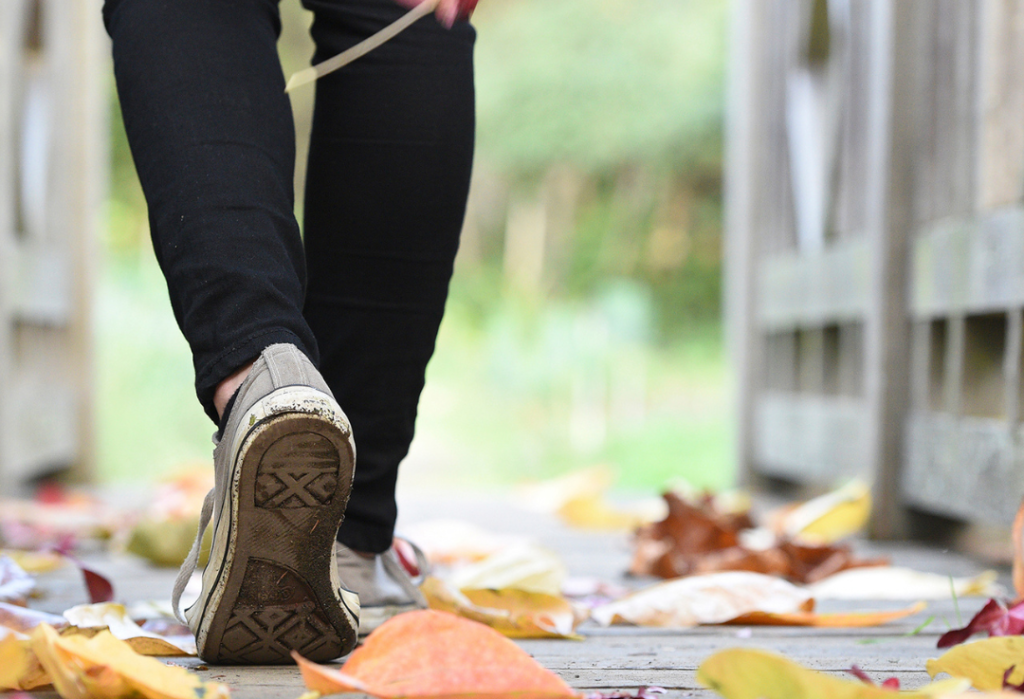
[80,564,114,604]
[47,541,115,604]
[847,665,899,690]
[937,598,1024,648]
[847,665,873,684]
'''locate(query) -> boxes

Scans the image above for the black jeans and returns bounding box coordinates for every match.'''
[103,0,475,553]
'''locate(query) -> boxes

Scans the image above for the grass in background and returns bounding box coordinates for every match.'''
[96,256,214,482]
[96,250,733,494]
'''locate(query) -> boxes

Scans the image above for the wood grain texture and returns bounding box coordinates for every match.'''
[23,494,1002,699]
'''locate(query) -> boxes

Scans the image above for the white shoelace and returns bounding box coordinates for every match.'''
[170,489,216,625]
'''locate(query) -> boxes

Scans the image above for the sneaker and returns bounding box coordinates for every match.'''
[335,540,428,636]
[171,343,360,664]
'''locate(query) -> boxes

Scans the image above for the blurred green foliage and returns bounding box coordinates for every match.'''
[97,0,732,491]
[474,0,725,175]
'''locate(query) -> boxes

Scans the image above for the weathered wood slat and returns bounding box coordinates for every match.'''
[975,0,1024,210]
[754,392,869,482]
[756,239,870,330]
[0,0,103,492]
[903,411,1024,524]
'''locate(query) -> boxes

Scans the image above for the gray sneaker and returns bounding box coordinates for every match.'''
[172,344,360,664]
[335,541,428,636]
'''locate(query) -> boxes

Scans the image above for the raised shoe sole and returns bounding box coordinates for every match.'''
[190,388,358,664]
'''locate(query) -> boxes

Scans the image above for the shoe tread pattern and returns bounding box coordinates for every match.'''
[218,558,343,664]
[254,433,339,509]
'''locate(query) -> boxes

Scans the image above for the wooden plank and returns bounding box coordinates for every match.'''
[1013,308,1024,425]
[976,0,1024,210]
[724,0,769,488]
[754,392,869,482]
[910,322,930,411]
[862,0,915,538]
[903,412,1024,523]
[0,0,29,495]
[756,238,870,330]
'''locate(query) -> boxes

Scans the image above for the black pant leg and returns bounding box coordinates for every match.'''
[104,0,319,422]
[300,0,476,553]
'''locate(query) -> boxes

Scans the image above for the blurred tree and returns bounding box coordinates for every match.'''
[474,0,725,176]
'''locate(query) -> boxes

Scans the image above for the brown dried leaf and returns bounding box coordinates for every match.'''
[630,492,886,584]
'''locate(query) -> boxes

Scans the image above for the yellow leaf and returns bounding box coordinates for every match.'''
[421,576,583,639]
[775,481,872,545]
[697,648,980,699]
[698,648,895,699]
[294,609,576,699]
[927,636,1024,690]
[31,624,228,699]
[0,633,29,688]
[557,493,644,531]
[0,550,64,573]
[445,543,566,595]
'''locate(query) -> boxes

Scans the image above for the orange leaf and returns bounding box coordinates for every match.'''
[727,601,926,627]
[294,609,577,699]
[1013,498,1024,599]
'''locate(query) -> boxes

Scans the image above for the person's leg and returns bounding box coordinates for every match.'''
[300,0,476,554]
[104,0,359,663]
[104,0,318,423]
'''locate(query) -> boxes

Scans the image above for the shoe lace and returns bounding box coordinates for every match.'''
[381,546,428,608]
[171,488,216,625]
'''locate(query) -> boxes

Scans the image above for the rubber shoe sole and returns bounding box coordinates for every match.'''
[192,405,357,664]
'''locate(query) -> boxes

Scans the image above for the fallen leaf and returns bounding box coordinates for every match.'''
[517,465,618,514]
[0,550,64,574]
[445,543,567,596]
[584,689,665,699]
[0,557,35,605]
[0,634,51,691]
[726,601,927,627]
[62,603,194,656]
[771,481,872,545]
[699,647,975,699]
[294,609,575,699]
[421,576,583,639]
[591,571,812,627]
[1003,666,1024,693]
[0,602,67,634]
[0,634,29,688]
[561,577,630,609]
[937,599,1024,648]
[1014,498,1024,599]
[126,467,214,568]
[809,567,1001,600]
[0,496,120,550]
[848,664,900,689]
[928,636,1024,690]
[557,494,648,531]
[401,519,529,566]
[31,624,227,699]
[629,492,884,583]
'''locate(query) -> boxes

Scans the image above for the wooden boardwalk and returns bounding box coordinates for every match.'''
[23,493,1004,699]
